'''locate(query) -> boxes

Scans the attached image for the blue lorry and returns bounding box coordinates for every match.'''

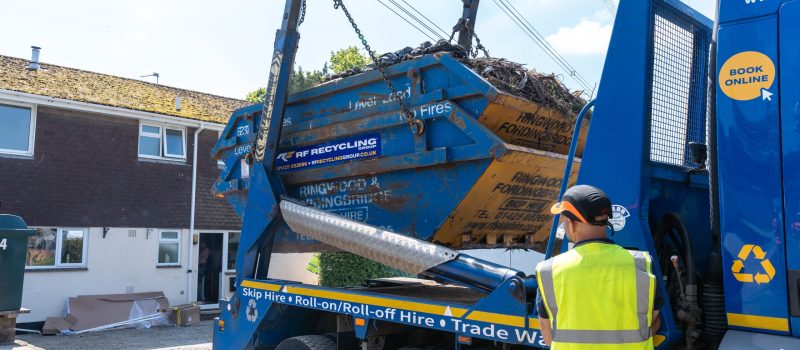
[210,0,800,348]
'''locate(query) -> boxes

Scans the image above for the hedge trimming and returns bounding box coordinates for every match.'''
[317,252,407,287]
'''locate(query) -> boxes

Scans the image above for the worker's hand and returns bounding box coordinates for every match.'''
[652,310,661,336]
[539,317,552,346]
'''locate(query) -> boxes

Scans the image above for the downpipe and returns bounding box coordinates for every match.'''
[188,122,206,304]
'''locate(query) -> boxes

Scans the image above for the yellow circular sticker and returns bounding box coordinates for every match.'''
[719,51,775,101]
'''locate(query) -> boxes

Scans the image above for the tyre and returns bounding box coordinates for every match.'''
[275,335,337,350]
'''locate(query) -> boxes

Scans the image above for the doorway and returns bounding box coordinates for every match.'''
[197,232,223,305]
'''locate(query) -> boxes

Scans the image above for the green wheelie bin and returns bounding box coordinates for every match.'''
[0,214,36,312]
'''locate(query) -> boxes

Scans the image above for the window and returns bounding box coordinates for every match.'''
[26,228,87,268]
[226,232,240,271]
[138,123,186,160]
[158,230,181,265]
[165,128,185,157]
[0,103,36,156]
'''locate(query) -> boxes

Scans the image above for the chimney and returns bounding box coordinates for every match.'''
[28,46,41,71]
[175,96,182,111]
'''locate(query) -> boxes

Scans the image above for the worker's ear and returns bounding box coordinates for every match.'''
[563,218,574,241]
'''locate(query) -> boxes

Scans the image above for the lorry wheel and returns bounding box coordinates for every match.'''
[275,335,337,350]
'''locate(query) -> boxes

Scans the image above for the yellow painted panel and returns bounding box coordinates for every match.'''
[436,148,580,247]
[653,334,666,347]
[727,313,789,332]
[240,280,281,292]
[479,96,588,156]
[527,317,541,329]
[465,311,525,327]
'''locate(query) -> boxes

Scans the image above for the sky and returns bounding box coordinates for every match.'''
[0,0,716,100]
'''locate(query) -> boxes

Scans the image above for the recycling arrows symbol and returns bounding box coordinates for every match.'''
[731,244,775,284]
[246,298,259,322]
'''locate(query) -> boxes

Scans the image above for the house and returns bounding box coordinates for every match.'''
[0,48,316,325]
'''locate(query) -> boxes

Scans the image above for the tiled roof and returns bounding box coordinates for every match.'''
[0,54,249,124]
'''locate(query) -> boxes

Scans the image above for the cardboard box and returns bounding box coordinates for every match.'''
[166,304,201,326]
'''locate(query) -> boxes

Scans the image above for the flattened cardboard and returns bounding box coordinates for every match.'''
[42,317,74,335]
[65,291,168,331]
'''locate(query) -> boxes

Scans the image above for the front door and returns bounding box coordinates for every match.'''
[198,232,223,305]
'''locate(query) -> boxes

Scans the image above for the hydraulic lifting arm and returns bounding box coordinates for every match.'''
[235,0,303,287]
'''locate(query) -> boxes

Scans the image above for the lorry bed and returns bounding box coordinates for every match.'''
[355,278,486,305]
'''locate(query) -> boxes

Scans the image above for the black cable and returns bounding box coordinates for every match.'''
[507,0,594,90]
[398,0,450,38]
[496,0,592,90]
[661,213,696,286]
[375,0,437,41]
[386,0,444,40]
[500,0,594,90]
[491,0,593,91]
[491,0,563,75]
[601,0,617,17]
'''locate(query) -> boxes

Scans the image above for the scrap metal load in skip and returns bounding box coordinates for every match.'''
[212,37,588,257]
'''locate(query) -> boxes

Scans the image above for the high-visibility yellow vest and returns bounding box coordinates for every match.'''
[536,242,656,350]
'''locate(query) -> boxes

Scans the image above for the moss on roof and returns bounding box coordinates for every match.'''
[0,55,249,124]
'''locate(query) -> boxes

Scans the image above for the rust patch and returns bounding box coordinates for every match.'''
[449,109,467,130]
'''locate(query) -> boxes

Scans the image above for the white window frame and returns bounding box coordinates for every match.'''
[157,229,182,266]
[164,126,187,159]
[0,101,37,157]
[224,231,240,273]
[138,122,186,161]
[26,227,88,269]
[216,131,225,168]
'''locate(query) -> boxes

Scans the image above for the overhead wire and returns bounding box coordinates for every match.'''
[491,0,593,91]
[375,0,438,41]
[386,0,446,40]
[397,0,451,38]
[499,0,593,89]
[601,0,618,17]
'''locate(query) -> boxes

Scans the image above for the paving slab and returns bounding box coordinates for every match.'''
[1,320,213,350]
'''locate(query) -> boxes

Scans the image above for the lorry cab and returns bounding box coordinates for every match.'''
[581,0,800,347]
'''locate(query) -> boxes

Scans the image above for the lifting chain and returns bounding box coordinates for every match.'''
[333,0,424,135]
[299,0,307,26]
[448,18,490,58]
[472,32,490,58]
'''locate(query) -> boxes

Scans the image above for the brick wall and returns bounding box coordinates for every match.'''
[196,129,241,230]
[0,106,239,229]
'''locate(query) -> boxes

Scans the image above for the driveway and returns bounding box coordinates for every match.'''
[2,320,214,350]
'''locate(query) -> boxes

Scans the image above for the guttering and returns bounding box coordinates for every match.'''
[0,89,225,131]
[188,122,206,303]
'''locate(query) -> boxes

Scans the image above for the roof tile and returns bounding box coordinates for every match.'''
[0,55,249,123]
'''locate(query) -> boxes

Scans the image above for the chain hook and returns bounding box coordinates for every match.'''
[409,119,425,135]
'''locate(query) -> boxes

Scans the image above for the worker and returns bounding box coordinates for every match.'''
[536,185,661,349]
